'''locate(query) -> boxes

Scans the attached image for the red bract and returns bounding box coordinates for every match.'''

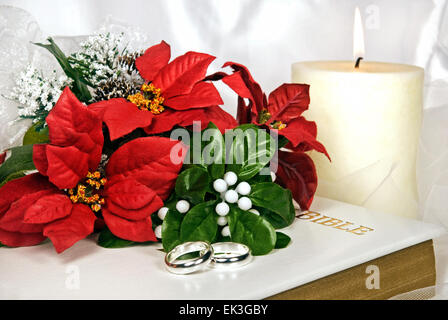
[92,41,236,140]
[0,88,186,252]
[33,87,104,190]
[216,62,329,210]
[102,136,187,242]
[144,105,237,134]
[275,151,318,211]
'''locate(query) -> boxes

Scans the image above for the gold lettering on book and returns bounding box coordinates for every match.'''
[297,211,374,235]
[296,211,321,220]
[310,216,331,223]
[317,217,344,227]
[334,222,355,231]
[349,226,374,235]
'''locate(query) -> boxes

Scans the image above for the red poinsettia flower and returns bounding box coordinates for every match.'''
[0,88,186,252]
[92,41,236,140]
[214,62,329,210]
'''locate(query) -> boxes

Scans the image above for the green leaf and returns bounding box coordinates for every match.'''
[256,206,289,229]
[278,135,289,149]
[247,169,273,184]
[0,242,6,247]
[226,124,276,181]
[249,182,295,229]
[274,232,291,249]
[180,201,218,243]
[34,38,92,102]
[227,206,277,256]
[0,171,27,188]
[175,166,210,204]
[162,207,184,252]
[97,228,136,248]
[23,122,49,145]
[0,145,35,187]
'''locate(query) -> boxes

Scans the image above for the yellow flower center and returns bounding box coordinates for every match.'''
[127,83,165,114]
[67,171,107,212]
[271,121,287,130]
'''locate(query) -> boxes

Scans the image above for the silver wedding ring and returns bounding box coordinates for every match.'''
[165,241,214,275]
[210,242,252,269]
[165,241,252,274]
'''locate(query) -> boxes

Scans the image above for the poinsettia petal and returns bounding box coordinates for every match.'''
[203,106,239,132]
[222,71,253,100]
[164,82,223,110]
[102,209,156,242]
[222,62,265,117]
[280,117,330,159]
[46,87,103,170]
[143,109,181,134]
[33,144,49,176]
[43,204,96,253]
[24,194,72,224]
[135,40,171,81]
[105,179,164,221]
[153,51,215,98]
[267,83,310,123]
[0,152,5,165]
[0,173,56,218]
[0,189,54,233]
[236,96,251,124]
[90,98,154,141]
[0,174,56,247]
[45,145,90,189]
[145,106,237,135]
[106,137,187,200]
[0,228,46,247]
[276,151,317,210]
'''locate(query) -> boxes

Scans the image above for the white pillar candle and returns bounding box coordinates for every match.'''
[291,61,423,218]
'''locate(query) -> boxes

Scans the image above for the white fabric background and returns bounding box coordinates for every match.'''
[0,0,448,296]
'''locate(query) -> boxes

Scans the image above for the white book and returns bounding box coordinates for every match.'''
[0,197,445,299]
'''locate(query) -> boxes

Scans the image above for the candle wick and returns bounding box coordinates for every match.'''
[354,57,363,69]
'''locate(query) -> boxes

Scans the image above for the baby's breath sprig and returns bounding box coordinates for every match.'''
[8,65,72,129]
[68,32,127,87]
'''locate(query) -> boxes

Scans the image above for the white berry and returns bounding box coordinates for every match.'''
[224,190,239,203]
[213,178,227,193]
[236,181,251,195]
[154,225,162,239]
[238,197,252,211]
[215,202,230,216]
[224,171,238,186]
[217,216,227,226]
[221,226,231,237]
[176,200,190,213]
[249,208,260,216]
[157,207,169,220]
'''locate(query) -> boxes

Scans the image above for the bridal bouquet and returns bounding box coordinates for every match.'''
[0,33,328,255]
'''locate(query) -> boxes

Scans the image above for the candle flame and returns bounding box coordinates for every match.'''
[353,7,365,62]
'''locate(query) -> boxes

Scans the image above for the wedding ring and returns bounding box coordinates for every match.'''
[165,241,214,275]
[210,242,252,269]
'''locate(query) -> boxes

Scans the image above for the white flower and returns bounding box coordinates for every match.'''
[10,65,71,124]
[70,32,127,86]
